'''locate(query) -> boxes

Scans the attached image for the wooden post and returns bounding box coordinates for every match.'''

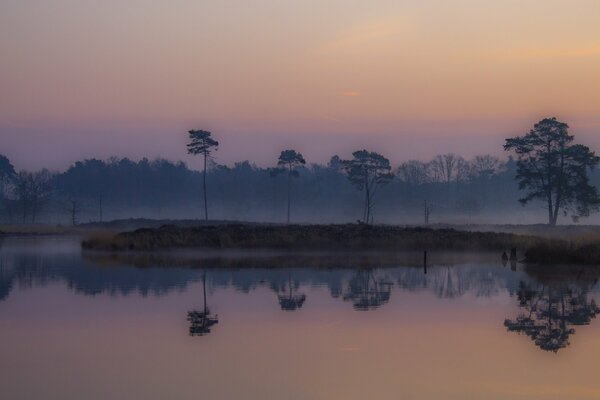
[423,251,428,275]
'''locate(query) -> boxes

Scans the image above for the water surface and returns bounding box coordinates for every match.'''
[1,237,599,400]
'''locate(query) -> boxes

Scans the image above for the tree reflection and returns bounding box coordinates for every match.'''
[187,273,219,336]
[504,281,599,352]
[343,269,393,310]
[276,276,306,311]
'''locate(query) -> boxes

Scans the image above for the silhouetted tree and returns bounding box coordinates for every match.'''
[504,118,600,225]
[187,130,219,221]
[341,150,394,223]
[0,151,529,224]
[56,159,110,222]
[271,149,306,224]
[15,170,53,223]
[429,153,465,184]
[68,199,78,226]
[470,155,501,180]
[0,155,16,220]
[397,160,429,186]
[0,155,16,198]
[424,200,432,224]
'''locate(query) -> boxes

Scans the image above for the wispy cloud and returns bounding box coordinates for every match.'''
[318,16,413,53]
[490,44,600,60]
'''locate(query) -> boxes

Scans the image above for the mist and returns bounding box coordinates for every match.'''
[1,149,592,226]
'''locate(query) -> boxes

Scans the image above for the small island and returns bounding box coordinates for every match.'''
[80,223,600,265]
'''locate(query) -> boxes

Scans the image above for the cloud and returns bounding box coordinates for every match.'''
[490,44,600,60]
[318,16,413,54]
[341,91,361,97]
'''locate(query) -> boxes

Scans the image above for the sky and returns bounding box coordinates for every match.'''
[1,0,600,171]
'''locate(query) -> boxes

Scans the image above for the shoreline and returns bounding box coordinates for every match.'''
[81,223,541,252]
[4,221,600,265]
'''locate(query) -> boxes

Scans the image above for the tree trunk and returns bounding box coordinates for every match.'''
[31,200,37,224]
[552,193,561,227]
[286,168,291,224]
[362,191,368,223]
[22,200,26,224]
[71,200,77,226]
[362,173,369,223]
[203,152,208,221]
[551,154,566,227]
[98,194,103,222]
[202,273,207,314]
[547,195,555,226]
[365,184,371,224]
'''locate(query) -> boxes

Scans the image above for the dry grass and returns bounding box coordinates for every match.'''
[525,241,600,265]
[82,223,543,252]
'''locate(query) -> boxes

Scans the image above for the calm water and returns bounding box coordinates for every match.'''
[1,237,600,400]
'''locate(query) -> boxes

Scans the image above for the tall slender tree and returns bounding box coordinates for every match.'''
[187,130,219,221]
[341,150,394,224]
[271,149,305,224]
[504,118,600,225]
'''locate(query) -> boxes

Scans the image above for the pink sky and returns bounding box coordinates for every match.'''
[1,0,600,170]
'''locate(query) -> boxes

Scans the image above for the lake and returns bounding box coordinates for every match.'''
[1,237,599,400]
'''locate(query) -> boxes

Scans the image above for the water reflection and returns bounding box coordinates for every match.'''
[1,238,600,354]
[343,269,393,310]
[187,274,219,336]
[504,281,600,352]
[275,275,306,311]
[395,264,516,298]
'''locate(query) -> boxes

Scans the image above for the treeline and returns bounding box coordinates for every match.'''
[0,152,539,225]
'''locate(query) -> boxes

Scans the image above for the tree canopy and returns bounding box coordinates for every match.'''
[0,154,16,201]
[504,117,600,225]
[341,150,394,223]
[274,149,305,175]
[187,130,219,156]
[271,149,306,223]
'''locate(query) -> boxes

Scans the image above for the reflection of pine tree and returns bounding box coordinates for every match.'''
[187,274,219,336]
[504,281,600,352]
[343,269,393,310]
[276,276,306,311]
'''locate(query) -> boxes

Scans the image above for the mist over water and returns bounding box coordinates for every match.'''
[1,237,600,399]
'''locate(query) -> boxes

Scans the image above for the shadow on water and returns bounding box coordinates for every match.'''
[1,238,600,351]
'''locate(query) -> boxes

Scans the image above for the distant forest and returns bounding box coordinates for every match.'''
[0,151,571,225]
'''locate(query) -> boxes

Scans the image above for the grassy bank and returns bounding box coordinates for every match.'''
[84,249,505,270]
[524,241,600,265]
[82,223,541,252]
[0,224,116,237]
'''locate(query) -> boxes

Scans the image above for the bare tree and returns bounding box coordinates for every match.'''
[397,160,429,186]
[15,170,53,223]
[470,155,501,180]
